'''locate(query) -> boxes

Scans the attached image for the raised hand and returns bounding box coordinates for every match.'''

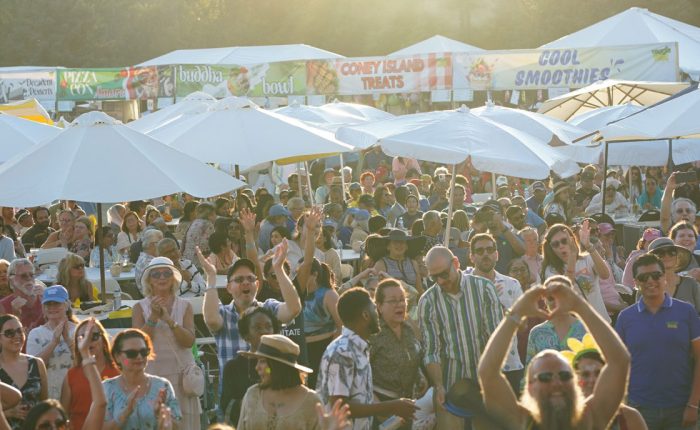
[578,219,591,250]
[239,208,257,234]
[195,246,216,279]
[305,206,323,232]
[546,279,584,318]
[511,285,551,319]
[272,238,289,271]
[52,321,66,344]
[78,318,96,358]
[316,399,350,430]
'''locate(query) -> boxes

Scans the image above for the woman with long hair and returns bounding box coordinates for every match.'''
[132,257,198,429]
[0,314,48,430]
[0,260,11,298]
[145,208,162,227]
[181,202,216,266]
[637,175,662,211]
[207,232,238,275]
[624,166,643,203]
[102,329,181,429]
[174,201,198,242]
[89,226,119,268]
[316,226,342,284]
[61,318,119,430]
[367,229,426,297]
[541,221,611,322]
[69,217,93,262]
[107,204,126,237]
[56,253,95,304]
[373,185,392,218]
[116,211,143,255]
[255,194,275,225]
[237,335,320,430]
[26,286,78,401]
[297,208,342,387]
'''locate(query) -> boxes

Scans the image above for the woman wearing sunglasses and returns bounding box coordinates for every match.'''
[61,318,119,430]
[541,222,611,323]
[0,314,47,429]
[132,257,196,429]
[15,318,108,430]
[647,237,700,314]
[26,286,77,401]
[103,329,180,430]
[56,253,95,305]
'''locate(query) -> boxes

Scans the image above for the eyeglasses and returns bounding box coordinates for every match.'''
[383,298,407,306]
[72,264,85,270]
[121,348,150,359]
[654,248,677,258]
[472,246,496,256]
[428,266,452,284]
[549,237,568,249]
[1,328,24,338]
[12,272,34,280]
[149,270,174,279]
[79,332,102,342]
[37,418,68,430]
[676,208,694,214]
[231,275,257,284]
[635,271,663,282]
[532,371,573,384]
[509,267,528,274]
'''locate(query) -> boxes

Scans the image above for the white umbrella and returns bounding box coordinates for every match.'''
[537,80,689,121]
[0,112,61,162]
[274,102,365,127]
[472,102,589,145]
[0,111,244,207]
[337,106,580,246]
[600,86,700,141]
[127,91,216,134]
[323,99,394,122]
[150,96,355,169]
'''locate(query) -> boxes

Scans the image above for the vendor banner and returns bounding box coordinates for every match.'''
[56,67,160,100]
[174,62,306,98]
[453,43,679,90]
[306,54,452,95]
[0,69,56,103]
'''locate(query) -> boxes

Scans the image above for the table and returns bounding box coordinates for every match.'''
[340,249,362,263]
[37,267,136,285]
[613,217,661,253]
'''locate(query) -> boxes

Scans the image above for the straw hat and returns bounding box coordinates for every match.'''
[240,334,313,373]
[365,229,427,261]
[141,256,182,288]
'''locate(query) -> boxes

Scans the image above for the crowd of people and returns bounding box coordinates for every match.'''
[0,150,699,430]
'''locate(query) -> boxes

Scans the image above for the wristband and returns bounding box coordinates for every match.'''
[687,403,699,410]
[146,319,158,327]
[504,308,525,326]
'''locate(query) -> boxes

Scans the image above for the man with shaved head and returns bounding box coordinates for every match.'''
[418,246,503,429]
[478,275,630,430]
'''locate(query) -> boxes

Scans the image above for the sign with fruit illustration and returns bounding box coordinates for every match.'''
[56,67,159,100]
[453,42,678,90]
[308,53,452,95]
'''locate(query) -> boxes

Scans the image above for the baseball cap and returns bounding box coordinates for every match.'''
[268,204,290,217]
[347,208,370,221]
[349,182,362,191]
[531,181,546,192]
[42,285,69,304]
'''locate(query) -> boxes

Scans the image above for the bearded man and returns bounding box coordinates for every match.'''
[478,275,630,430]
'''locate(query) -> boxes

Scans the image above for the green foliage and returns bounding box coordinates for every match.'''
[1,0,699,67]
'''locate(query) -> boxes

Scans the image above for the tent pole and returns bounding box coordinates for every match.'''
[339,153,347,199]
[297,162,303,199]
[601,141,609,216]
[234,164,240,180]
[304,161,314,206]
[444,164,457,247]
[491,172,497,200]
[668,139,674,172]
[96,203,106,302]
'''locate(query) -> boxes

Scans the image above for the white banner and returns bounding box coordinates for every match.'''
[0,69,56,103]
[453,43,679,90]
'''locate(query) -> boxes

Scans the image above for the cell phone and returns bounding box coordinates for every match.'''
[676,171,698,184]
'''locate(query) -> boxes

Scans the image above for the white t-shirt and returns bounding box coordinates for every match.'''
[26,322,76,400]
[545,254,611,323]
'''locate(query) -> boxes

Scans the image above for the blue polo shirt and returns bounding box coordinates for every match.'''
[615,294,700,408]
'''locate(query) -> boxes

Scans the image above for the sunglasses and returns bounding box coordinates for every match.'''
[428,266,452,284]
[472,246,496,256]
[231,275,257,284]
[37,419,68,430]
[72,264,85,270]
[532,371,573,383]
[79,332,102,342]
[549,237,568,249]
[1,328,24,338]
[654,248,677,258]
[635,271,663,282]
[149,270,174,279]
[121,348,150,359]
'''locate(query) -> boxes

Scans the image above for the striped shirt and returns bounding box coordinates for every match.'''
[418,271,503,389]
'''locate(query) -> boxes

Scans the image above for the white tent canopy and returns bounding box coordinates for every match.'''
[0,111,244,207]
[388,35,483,56]
[540,7,700,80]
[137,44,344,67]
[0,113,61,162]
[127,91,216,133]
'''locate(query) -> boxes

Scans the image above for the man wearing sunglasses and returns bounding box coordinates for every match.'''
[467,233,525,394]
[615,253,700,429]
[0,258,45,332]
[418,246,503,429]
[479,276,630,430]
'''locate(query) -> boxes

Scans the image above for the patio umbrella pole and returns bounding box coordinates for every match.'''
[491,172,497,200]
[304,161,314,206]
[668,139,673,171]
[444,164,457,247]
[235,164,240,180]
[601,141,609,216]
[339,153,347,198]
[96,203,106,302]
